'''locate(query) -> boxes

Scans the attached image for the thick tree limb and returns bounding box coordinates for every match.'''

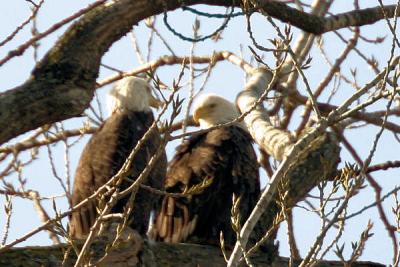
[0,236,385,267]
[236,69,295,161]
[253,0,400,34]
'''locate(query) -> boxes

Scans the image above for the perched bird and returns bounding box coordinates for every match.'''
[153,94,260,246]
[69,77,167,239]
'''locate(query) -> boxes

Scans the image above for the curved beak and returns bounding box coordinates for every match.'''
[193,107,206,124]
[149,94,163,109]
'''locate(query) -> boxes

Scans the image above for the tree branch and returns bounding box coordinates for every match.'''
[0,237,385,267]
[253,0,400,34]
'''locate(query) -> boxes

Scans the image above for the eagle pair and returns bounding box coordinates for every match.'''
[69,77,260,247]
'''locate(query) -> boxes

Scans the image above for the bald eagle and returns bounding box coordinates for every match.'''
[69,77,167,239]
[153,94,260,246]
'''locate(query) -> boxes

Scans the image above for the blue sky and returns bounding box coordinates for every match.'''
[0,0,399,264]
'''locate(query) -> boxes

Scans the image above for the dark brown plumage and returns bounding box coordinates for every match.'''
[69,77,167,239]
[154,125,260,246]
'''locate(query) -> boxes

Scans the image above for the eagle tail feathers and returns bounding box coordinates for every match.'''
[154,196,197,243]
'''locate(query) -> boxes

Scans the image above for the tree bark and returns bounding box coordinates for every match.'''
[0,237,385,267]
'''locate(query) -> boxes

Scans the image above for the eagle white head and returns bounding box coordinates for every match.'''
[193,94,244,129]
[107,77,162,114]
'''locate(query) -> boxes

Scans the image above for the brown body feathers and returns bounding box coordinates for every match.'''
[69,111,167,239]
[153,125,260,246]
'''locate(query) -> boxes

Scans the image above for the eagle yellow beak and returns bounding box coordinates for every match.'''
[193,107,206,124]
[149,94,163,109]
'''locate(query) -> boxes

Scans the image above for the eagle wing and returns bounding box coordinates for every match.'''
[69,111,166,238]
[154,126,259,246]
